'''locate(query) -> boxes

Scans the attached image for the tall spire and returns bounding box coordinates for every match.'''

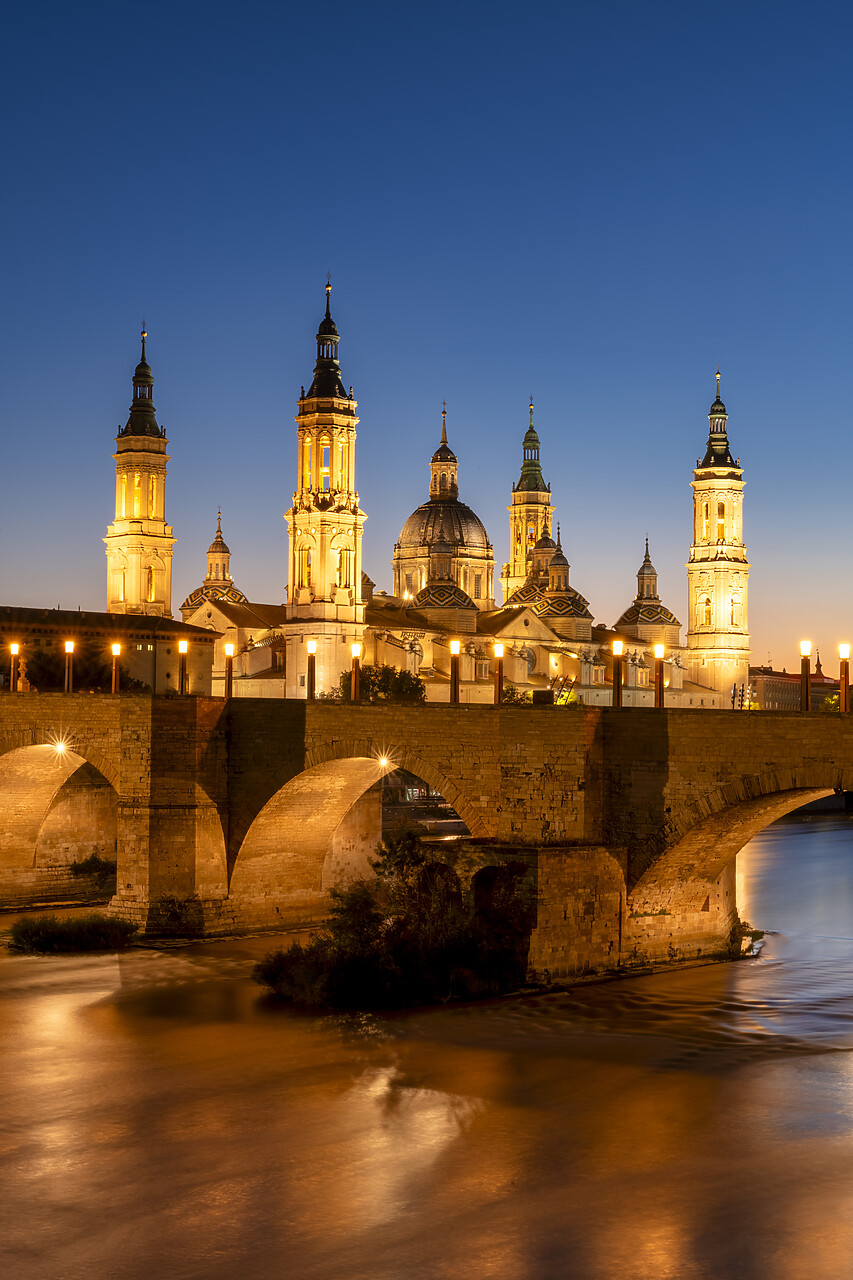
[699,367,736,468]
[440,400,448,444]
[516,397,548,492]
[430,403,458,497]
[307,279,346,398]
[120,326,163,437]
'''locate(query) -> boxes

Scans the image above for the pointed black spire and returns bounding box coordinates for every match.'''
[700,368,736,467]
[120,325,164,437]
[307,280,347,398]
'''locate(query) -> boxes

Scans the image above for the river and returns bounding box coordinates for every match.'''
[3,812,853,1279]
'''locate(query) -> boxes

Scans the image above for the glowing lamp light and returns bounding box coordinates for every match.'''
[10,643,19,656]
[379,756,389,768]
[654,644,665,659]
[306,639,317,655]
[55,740,66,756]
[351,643,362,659]
[450,640,461,655]
[840,644,850,661]
[178,640,188,655]
[111,643,121,657]
[494,643,504,659]
[64,640,74,654]
[224,643,234,657]
[800,640,812,658]
[612,640,624,657]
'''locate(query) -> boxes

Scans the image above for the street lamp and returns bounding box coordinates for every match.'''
[653,643,665,708]
[178,640,188,695]
[111,643,121,695]
[494,642,504,706]
[351,642,361,703]
[800,640,811,712]
[306,639,316,701]
[840,643,850,713]
[224,642,234,700]
[612,639,624,708]
[9,643,19,694]
[64,640,74,694]
[450,640,461,705]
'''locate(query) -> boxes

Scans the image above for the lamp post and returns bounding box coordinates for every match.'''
[450,640,461,705]
[9,643,19,694]
[350,643,361,703]
[840,644,850,713]
[64,641,74,694]
[178,640,188,695]
[494,642,504,706]
[612,640,623,708]
[224,642,234,700]
[654,643,665,708]
[800,640,811,712]
[111,643,121,695]
[306,639,316,701]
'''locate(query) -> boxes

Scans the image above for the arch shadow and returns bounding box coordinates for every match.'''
[0,744,117,873]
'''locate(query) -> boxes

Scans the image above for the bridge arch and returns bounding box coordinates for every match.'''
[0,743,118,874]
[630,774,838,916]
[227,739,487,929]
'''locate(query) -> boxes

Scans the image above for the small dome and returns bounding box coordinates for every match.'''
[134,360,153,381]
[709,394,726,415]
[414,581,476,610]
[550,547,569,569]
[318,315,339,338]
[431,440,457,464]
[208,531,230,555]
[533,533,556,552]
[397,499,491,553]
[534,591,592,621]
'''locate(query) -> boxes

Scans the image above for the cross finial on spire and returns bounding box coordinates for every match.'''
[141,319,147,360]
[529,395,534,426]
[217,507,222,534]
[441,400,447,444]
[645,534,649,558]
[556,521,562,549]
[716,366,721,398]
[325,275,332,318]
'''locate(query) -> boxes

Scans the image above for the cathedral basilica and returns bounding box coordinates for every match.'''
[101,287,750,708]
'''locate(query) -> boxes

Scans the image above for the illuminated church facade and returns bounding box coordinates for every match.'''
[110,289,744,707]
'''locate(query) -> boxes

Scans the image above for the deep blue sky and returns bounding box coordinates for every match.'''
[2,1,851,668]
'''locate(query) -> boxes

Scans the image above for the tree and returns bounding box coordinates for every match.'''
[339,663,426,703]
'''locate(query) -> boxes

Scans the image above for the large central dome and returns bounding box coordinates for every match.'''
[392,409,495,608]
[397,499,490,552]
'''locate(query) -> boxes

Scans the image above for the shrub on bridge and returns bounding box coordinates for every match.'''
[338,664,426,703]
[253,833,533,1009]
[9,912,138,953]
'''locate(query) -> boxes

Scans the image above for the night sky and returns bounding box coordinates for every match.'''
[2,1,851,669]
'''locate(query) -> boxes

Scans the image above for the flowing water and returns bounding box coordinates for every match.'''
[4,814,853,1279]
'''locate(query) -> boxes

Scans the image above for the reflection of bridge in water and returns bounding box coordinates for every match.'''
[2,693,852,974]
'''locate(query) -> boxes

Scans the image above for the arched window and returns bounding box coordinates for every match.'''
[120,474,127,518]
[702,502,709,539]
[117,568,125,603]
[133,473,142,517]
[731,592,742,627]
[701,596,712,627]
[146,566,155,603]
[148,475,157,519]
[303,439,312,489]
[717,501,725,540]
[440,472,447,491]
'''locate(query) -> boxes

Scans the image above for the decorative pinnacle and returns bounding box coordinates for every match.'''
[556,522,562,550]
[140,320,147,360]
[217,507,222,534]
[716,367,721,399]
[645,534,649,558]
[441,400,447,443]
[529,396,534,426]
[325,276,332,318]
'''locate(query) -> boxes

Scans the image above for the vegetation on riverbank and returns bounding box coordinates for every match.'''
[70,855,117,895]
[253,834,533,1009]
[9,912,138,953]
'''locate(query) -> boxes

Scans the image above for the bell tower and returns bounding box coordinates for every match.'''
[500,399,553,601]
[686,371,750,693]
[104,327,175,616]
[284,283,366,694]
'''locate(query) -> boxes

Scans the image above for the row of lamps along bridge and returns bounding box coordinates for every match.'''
[6,639,849,710]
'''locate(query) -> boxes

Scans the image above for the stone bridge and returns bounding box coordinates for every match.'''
[1,694,850,974]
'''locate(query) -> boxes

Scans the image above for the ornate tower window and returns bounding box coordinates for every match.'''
[148,476,157,519]
[146,566,155,603]
[701,596,712,627]
[120,474,127,518]
[133,473,142,517]
[717,501,725,540]
[731,592,742,627]
[702,502,709,539]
